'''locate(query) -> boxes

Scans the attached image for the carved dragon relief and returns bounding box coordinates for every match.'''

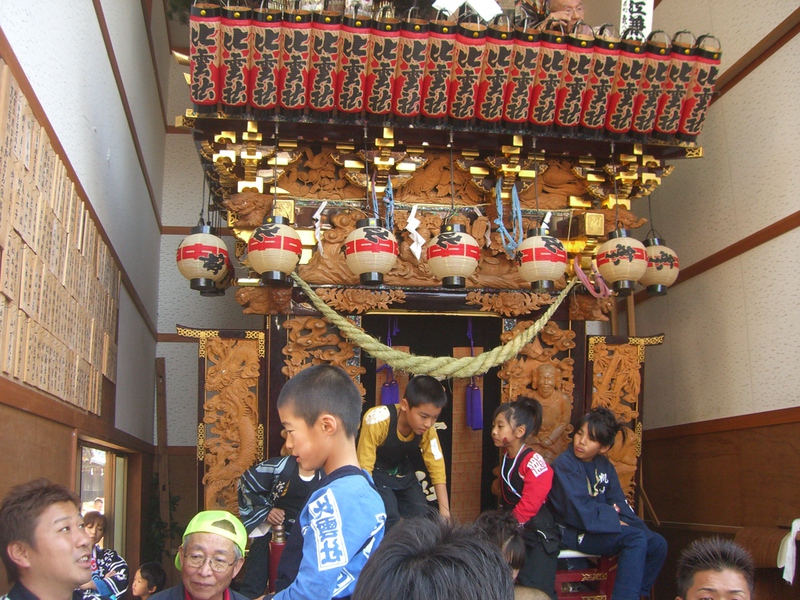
[590,341,643,502]
[314,288,407,314]
[497,321,576,464]
[281,316,366,397]
[236,285,294,315]
[201,337,261,513]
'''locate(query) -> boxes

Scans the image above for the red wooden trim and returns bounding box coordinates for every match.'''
[92,0,163,229]
[644,406,800,441]
[0,28,159,339]
[162,225,234,236]
[713,6,800,103]
[167,446,198,455]
[0,376,155,454]
[633,209,800,306]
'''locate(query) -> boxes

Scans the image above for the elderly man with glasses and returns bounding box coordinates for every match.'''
[150,511,247,600]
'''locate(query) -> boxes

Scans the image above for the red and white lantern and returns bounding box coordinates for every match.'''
[343,218,398,285]
[595,229,647,296]
[516,227,568,293]
[639,237,679,295]
[176,225,230,292]
[426,222,481,288]
[248,215,302,284]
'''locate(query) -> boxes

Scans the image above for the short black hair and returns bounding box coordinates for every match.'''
[138,561,167,594]
[83,510,108,531]
[277,364,362,438]
[0,478,81,583]
[493,396,544,439]
[575,406,626,449]
[676,537,755,598]
[474,510,526,572]
[404,375,447,409]
[353,515,514,600]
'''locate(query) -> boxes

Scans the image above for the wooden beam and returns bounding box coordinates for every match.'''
[643,405,800,441]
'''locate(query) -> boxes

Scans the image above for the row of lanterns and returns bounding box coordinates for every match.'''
[177,215,679,296]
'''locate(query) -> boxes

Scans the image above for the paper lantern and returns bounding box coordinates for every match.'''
[248,215,302,284]
[595,229,647,296]
[343,218,398,285]
[426,223,481,288]
[200,257,234,297]
[219,4,252,115]
[189,3,222,113]
[176,225,230,292]
[639,237,679,295]
[515,227,568,293]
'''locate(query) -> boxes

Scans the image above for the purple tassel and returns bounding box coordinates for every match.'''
[466,380,482,430]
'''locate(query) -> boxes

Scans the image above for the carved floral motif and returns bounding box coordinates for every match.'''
[465,291,554,317]
[236,286,293,315]
[202,337,261,512]
[222,191,274,228]
[569,294,614,321]
[281,316,366,396]
[314,288,406,314]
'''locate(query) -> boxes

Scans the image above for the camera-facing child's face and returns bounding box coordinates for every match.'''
[279,404,330,472]
[572,423,609,462]
[401,401,442,436]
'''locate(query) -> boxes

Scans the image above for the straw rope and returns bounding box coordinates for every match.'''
[291,273,578,378]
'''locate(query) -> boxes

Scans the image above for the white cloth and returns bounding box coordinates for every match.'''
[777,518,800,584]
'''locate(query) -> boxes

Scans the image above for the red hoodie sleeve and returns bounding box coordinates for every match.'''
[511,451,554,525]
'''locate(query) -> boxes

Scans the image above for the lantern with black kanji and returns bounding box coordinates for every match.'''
[529,20,567,131]
[176,225,230,292]
[515,227,568,293]
[595,229,648,295]
[426,222,481,288]
[639,237,679,295]
[475,16,514,123]
[677,34,722,142]
[604,29,645,136]
[335,11,371,116]
[653,30,697,140]
[249,5,282,116]
[391,11,429,120]
[420,13,456,121]
[248,215,303,285]
[554,22,594,130]
[503,21,540,125]
[219,4,252,115]
[448,16,487,121]
[630,30,671,139]
[579,24,620,133]
[189,2,222,113]
[343,218,398,285]
[307,8,341,113]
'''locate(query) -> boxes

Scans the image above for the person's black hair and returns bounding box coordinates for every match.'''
[404,375,448,409]
[474,510,525,572]
[0,478,82,583]
[575,406,626,449]
[352,515,514,600]
[277,364,362,438]
[675,537,755,598]
[493,395,544,439]
[138,561,167,594]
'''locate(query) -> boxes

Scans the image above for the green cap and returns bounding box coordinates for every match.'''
[175,510,248,569]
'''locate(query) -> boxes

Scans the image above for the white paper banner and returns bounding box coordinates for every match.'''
[620,0,653,39]
[312,200,327,256]
[431,0,502,22]
[778,518,800,584]
[405,204,426,260]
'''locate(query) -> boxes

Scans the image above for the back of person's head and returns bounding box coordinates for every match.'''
[494,396,544,439]
[353,515,514,600]
[474,510,525,573]
[675,537,755,599]
[576,406,626,448]
[139,561,167,593]
[82,510,108,530]
[0,478,81,583]
[404,375,448,409]
[277,364,362,438]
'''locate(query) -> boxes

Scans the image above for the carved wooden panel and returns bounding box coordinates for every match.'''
[281,315,366,396]
[497,320,577,463]
[587,335,663,502]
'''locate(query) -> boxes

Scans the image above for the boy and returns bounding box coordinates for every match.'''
[357,375,450,529]
[675,537,755,600]
[131,562,167,600]
[0,478,93,600]
[548,407,667,600]
[237,453,321,597]
[267,364,386,600]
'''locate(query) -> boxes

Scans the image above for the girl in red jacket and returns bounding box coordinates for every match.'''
[491,396,560,600]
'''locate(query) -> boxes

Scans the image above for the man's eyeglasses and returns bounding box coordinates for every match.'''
[183,552,236,573]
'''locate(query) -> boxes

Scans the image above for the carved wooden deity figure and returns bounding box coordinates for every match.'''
[527,362,573,463]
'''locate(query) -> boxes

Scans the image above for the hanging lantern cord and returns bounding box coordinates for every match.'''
[646,194,660,239]
[364,125,372,215]
[197,170,207,227]
[610,142,620,229]
[273,123,280,208]
[448,130,456,221]
[532,137,540,224]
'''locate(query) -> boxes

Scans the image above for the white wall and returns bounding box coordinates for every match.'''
[634,1,800,429]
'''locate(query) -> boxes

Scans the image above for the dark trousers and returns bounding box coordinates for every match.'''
[239,536,270,599]
[564,524,667,600]
[372,470,429,530]
[517,507,559,600]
